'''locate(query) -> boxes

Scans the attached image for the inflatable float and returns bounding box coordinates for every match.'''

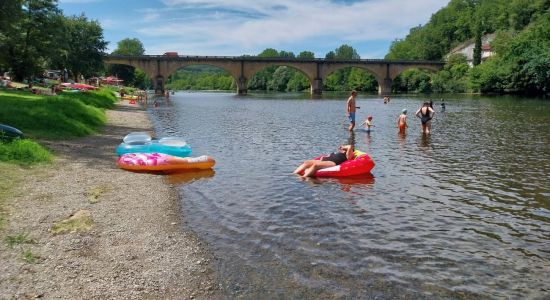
[299,150,375,177]
[116,136,192,157]
[0,124,24,141]
[117,153,215,171]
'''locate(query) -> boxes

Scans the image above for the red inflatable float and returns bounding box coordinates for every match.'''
[299,150,375,177]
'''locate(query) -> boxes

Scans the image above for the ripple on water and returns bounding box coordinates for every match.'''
[148,92,550,299]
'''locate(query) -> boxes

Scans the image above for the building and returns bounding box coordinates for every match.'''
[447,33,495,67]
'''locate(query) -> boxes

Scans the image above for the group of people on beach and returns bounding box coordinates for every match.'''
[294,91,443,177]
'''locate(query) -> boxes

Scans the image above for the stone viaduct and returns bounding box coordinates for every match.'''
[105,55,444,95]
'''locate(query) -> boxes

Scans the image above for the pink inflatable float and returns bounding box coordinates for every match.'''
[117,153,215,171]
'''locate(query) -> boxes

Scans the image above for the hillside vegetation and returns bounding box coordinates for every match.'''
[386,0,550,94]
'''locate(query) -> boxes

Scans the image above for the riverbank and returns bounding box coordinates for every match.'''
[0,101,222,299]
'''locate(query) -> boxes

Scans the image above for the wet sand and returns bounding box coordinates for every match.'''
[0,101,223,299]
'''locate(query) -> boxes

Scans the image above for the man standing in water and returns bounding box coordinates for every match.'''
[347,90,358,131]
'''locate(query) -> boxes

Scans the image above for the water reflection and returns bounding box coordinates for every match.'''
[166,169,215,185]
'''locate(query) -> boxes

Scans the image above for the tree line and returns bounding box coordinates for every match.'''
[387,0,550,95]
[0,0,107,82]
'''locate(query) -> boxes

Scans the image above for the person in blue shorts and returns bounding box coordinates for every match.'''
[347,90,358,131]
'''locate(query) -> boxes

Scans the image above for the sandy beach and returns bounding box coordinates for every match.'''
[0,101,222,299]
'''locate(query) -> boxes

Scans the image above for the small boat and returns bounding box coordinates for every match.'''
[117,153,215,171]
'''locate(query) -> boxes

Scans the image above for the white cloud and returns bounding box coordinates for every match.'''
[130,0,449,56]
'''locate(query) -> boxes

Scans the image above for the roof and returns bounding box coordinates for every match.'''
[449,33,496,54]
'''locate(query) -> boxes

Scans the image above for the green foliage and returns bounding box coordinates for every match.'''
[61,15,108,80]
[166,65,234,90]
[0,89,113,139]
[108,38,147,87]
[431,54,470,93]
[386,0,550,94]
[0,1,108,82]
[0,139,52,164]
[0,0,63,80]
[392,69,433,93]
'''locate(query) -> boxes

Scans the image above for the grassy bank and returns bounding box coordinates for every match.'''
[0,89,116,139]
[0,88,117,228]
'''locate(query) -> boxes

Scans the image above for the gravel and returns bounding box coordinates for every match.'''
[0,101,224,300]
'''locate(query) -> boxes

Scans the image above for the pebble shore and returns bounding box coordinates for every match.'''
[0,101,223,299]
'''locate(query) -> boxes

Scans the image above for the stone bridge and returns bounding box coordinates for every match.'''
[105,55,444,95]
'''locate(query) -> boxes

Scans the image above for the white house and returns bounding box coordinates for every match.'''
[448,33,495,67]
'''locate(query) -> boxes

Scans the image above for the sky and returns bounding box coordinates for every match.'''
[58,0,449,59]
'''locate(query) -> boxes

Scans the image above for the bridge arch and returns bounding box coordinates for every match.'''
[389,64,442,80]
[243,63,315,93]
[104,55,444,95]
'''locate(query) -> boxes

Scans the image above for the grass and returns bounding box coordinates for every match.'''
[0,88,116,140]
[86,186,107,204]
[5,232,36,248]
[0,139,52,165]
[21,249,40,263]
[51,209,94,234]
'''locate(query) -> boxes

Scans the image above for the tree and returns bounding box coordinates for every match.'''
[297,51,315,59]
[0,0,22,70]
[62,14,107,81]
[2,0,63,81]
[109,38,146,86]
[324,45,362,91]
[472,20,483,66]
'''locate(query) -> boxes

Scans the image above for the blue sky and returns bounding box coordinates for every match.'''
[58,0,449,58]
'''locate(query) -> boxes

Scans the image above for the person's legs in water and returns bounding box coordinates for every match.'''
[303,161,337,177]
[348,112,356,131]
[293,160,317,175]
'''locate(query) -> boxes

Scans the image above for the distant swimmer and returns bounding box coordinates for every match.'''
[440,98,446,112]
[397,109,408,134]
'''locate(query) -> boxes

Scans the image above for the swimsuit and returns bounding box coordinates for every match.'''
[321,152,348,165]
[399,123,406,133]
[348,112,356,123]
[420,108,432,125]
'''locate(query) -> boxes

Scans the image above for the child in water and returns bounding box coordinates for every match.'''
[397,109,408,134]
[359,115,375,132]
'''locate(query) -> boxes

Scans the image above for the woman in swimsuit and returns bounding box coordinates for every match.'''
[415,102,435,134]
[293,145,355,177]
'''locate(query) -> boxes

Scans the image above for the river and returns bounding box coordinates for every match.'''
[147,92,549,299]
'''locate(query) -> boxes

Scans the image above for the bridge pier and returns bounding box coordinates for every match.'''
[312,78,323,95]
[154,75,165,94]
[378,78,392,95]
[237,76,247,95]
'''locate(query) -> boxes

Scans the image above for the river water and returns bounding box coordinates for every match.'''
[147,92,549,299]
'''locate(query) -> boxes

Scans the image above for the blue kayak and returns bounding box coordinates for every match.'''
[116,137,192,157]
